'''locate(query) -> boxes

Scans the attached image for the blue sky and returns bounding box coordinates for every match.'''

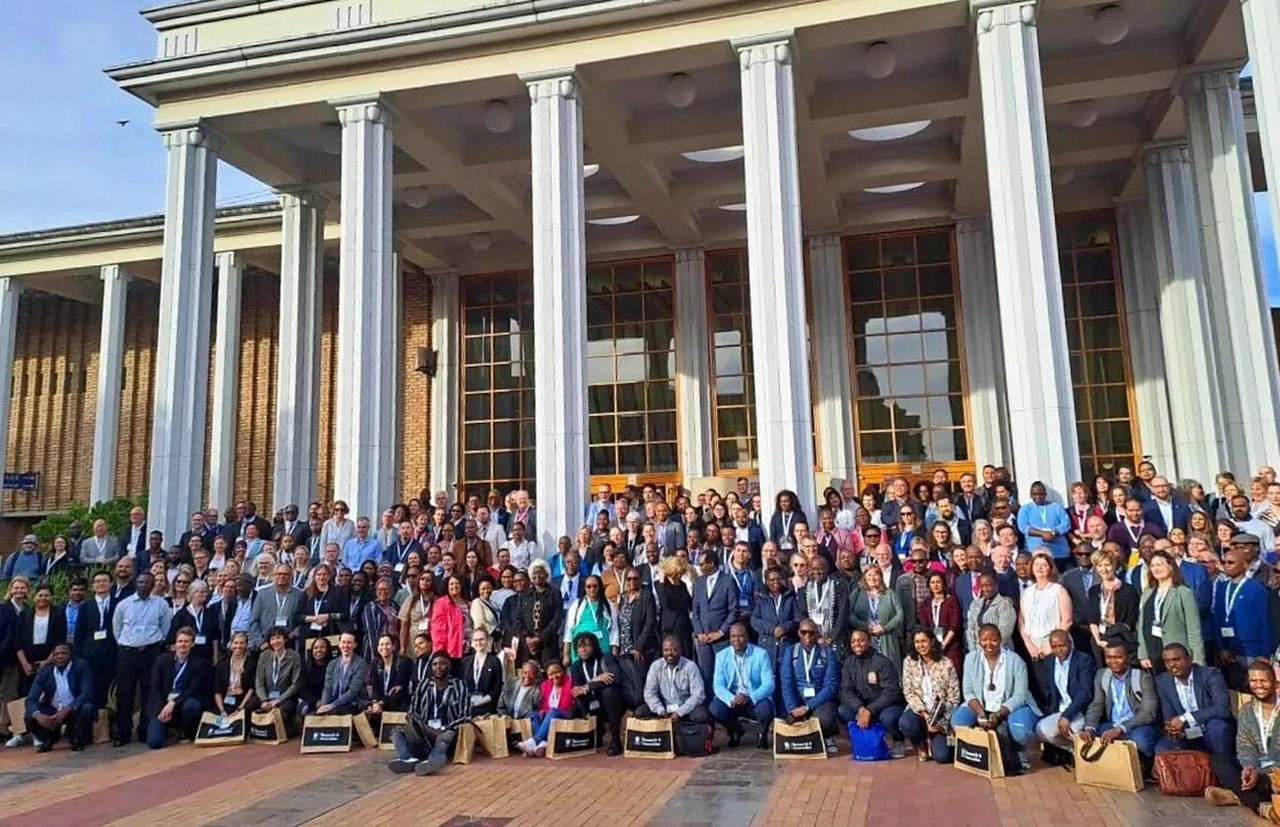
[2,4,1279,304]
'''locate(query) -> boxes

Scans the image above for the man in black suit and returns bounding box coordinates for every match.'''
[275,504,310,545]
[120,506,148,559]
[1059,544,1099,653]
[461,629,504,717]
[955,473,989,524]
[109,557,135,607]
[1154,643,1233,755]
[1033,630,1096,757]
[24,644,96,752]
[74,571,118,709]
[178,510,214,552]
[145,626,209,749]
[224,501,272,544]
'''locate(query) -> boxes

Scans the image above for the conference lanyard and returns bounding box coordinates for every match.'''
[931,600,942,631]
[1260,703,1280,756]
[1127,522,1143,544]
[272,654,283,687]
[781,513,794,538]
[98,599,108,630]
[1152,590,1168,624]
[801,647,817,686]
[172,659,188,692]
[192,610,204,635]
[773,594,782,616]
[1225,580,1247,621]
[869,594,880,617]
[384,662,394,695]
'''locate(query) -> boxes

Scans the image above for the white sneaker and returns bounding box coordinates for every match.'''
[4,734,25,748]
[824,738,838,755]
[516,738,534,756]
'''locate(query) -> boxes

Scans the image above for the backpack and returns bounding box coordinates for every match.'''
[674,721,714,757]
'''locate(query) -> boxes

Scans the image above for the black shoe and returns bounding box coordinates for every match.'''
[415,754,446,776]
[70,743,84,752]
[388,759,417,774]
[36,742,52,754]
[112,740,127,748]
[727,728,741,748]
[756,730,769,750]
[607,742,622,757]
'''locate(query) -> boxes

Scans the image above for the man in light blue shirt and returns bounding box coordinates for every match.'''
[341,517,381,572]
[1016,482,1072,566]
[709,623,775,749]
[110,572,169,745]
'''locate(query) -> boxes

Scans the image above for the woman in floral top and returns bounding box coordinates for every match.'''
[900,630,961,763]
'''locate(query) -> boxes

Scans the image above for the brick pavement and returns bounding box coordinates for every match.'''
[0,737,1263,826]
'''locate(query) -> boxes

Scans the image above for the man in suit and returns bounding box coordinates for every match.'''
[552,549,586,612]
[709,623,775,748]
[24,643,96,752]
[1060,544,1099,653]
[450,519,494,570]
[1143,477,1191,534]
[930,496,972,547]
[655,502,686,556]
[953,546,989,618]
[1215,546,1276,691]
[384,521,423,578]
[145,626,209,748]
[1034,630,1096,754]
[120,506,147,560]
[78,519,121,566]
[692,550,739,690]
[780,619,841,754]
[730,506,766,569]
[178,511,213,553]
[1080,641,1159,762]
[224,501,272,544]
[74,571,117,709]
[249,564,303,650]
[1154,642,1233,755]
[955,473,989,524]
[274,504,310,546]
[461,629,504,717]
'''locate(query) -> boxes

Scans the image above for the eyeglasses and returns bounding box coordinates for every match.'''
[911,559,927,566]
[798,630,818,636]
[624,576,640,582]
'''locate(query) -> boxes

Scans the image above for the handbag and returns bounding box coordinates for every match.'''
[623,717,675,760]
[773,718,826,760]
[546,715,598,760]
[194,710,247,746]
[673,721,714,757]
[1152,750,1216,797]
[953,726,1005,779]
[249,708,289,745]
[849,722,891,762]
[1074,735,1144,792]
[472,715,511,759]
[299,714,353,753]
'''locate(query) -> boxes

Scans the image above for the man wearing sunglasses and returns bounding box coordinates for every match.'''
[780,620,840,754]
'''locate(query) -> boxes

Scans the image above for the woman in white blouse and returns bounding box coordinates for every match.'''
[1018,552,1072,706]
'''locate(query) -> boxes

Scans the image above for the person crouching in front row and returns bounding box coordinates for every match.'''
[388,651,472,776]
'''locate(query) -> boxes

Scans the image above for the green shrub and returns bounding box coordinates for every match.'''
[30,495,148,546]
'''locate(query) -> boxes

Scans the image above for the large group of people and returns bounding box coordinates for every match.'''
[4,464,1280,813]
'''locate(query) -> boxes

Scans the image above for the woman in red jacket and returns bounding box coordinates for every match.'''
[430,575,470,668]
[917,573,964,680]
[516,660,577,757]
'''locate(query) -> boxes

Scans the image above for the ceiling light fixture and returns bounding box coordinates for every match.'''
[469,232,492,251]
[863,182,925,194]
[681,145,744,163]
[863,41,897,80]
[402,187,430,209]
[1093,4,1129,46]
[849,121,931,142]
[665,73,697,109]
[588,215,640,226]
[583,164,600,178]
[719,203,748,212]
[1068,99,1100,129]
[483,100,513,134]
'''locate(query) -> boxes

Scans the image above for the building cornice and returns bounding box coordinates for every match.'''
[0,202,279,255]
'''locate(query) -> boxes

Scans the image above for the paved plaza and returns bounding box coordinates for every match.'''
[0,735,1259,826]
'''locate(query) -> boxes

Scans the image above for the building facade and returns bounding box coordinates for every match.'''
[1,0,1279,553]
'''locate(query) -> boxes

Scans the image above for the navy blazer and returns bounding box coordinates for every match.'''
[1155,664,1231,727]
[1143,498,1191,533]
[1043,649,1096,721]
[954,571,983,617]
[750,590,799,662]
[780,641,841,711]
[692,573,740,637]
[26,658,94,715]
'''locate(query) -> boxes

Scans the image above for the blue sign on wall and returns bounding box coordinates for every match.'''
[3,472,39,492]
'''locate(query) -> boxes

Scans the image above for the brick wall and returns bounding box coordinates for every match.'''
[401,266,432,503]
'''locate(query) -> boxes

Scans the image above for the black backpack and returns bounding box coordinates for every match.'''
[673,721,714,757]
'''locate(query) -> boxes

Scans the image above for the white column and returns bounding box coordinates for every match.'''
[429,270,460,497]
[807,234,855,487]
[1241,0,1280,303]
[273,191,325,512]
[0,279,21,512]
[955,216,1011,471]
[1142,147,1229,482]
[733,34,817,514]
[207,251,243,514]
[971,0,1080,498]
[148,124,217,545]
[1184,69,1280,471]
[524,70,588,550]
[332,97,398,523]
[674,248,714,480]
[1114,195,1178,479]
[90,265,129,505]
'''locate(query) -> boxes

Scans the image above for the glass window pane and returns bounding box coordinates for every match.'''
[859,432,894,464]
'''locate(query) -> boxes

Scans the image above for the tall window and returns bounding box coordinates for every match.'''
[586,259,678,475]
[847,228,968,470]
[708,250,756,471]
[1058,212,1138,477]
[460,273,535,498]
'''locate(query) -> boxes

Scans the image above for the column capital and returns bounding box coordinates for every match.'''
[806,233,842,252]
[99,263,131,283]
[332,96,390,127]
[953,214,992,234]
[672,247,705,266]
[521,69,578,102]
[159,122,218,151]
[732,33,795,70]
[1181,66,1245,95]
[276,188,328,211]
[1141,142,1191,167]
[970,0,1038,31]
[0,278,24,299]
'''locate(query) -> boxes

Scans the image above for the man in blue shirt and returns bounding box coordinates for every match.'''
[780,620,841,754]
[1016,482,1071,568]
[2,535,43,579]
[1214,546,1275,691]
[710,623,775,749]
[341,517,381,573]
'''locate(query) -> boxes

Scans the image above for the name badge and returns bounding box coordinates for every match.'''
[589,700,600,711]
[310,622,323,632]
[268,690,281,700]
[1150,625,1163,639]
[395,563,406,573]
[1186,723,1204,740]
[417,619,429,631]
[275,616,289,628]
[802,687,816,699]
[168,692,180,701]
[469,694,485,706]
[194,635,207,645]
[428,719,442,730]
[935,628,946,643]
[868,672,879,685]
[1221,627,1236,638]
[93,630,108,641]
[225,696,238,707]
[780,541,794,551]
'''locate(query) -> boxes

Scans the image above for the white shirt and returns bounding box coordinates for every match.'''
[1053,656,1072,713]
[33,612,50,646]
[982,653,1007,713]
[706,573,718,599]
[1155,499,1174,531]
[52,666,74,708]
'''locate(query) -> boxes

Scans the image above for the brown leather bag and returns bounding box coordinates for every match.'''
[1152,749,1216,796]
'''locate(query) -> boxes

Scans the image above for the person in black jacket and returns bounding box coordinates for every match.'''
[369,632,412,729]
[74,571,117,707]
[212,631,257,717]
[514,562,563,667]
[145,627,210,748]
[1085,550,1139,664]
[300,563,347,652]
[298,635,332,716]
[839,629,907,757]
[460,629,503,717]
[568,631,626,755]
[17,584,67,696]
[169,580,220,664]
[615,568,659,708]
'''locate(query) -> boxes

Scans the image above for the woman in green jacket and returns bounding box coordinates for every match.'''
[1137,551,1204,670]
